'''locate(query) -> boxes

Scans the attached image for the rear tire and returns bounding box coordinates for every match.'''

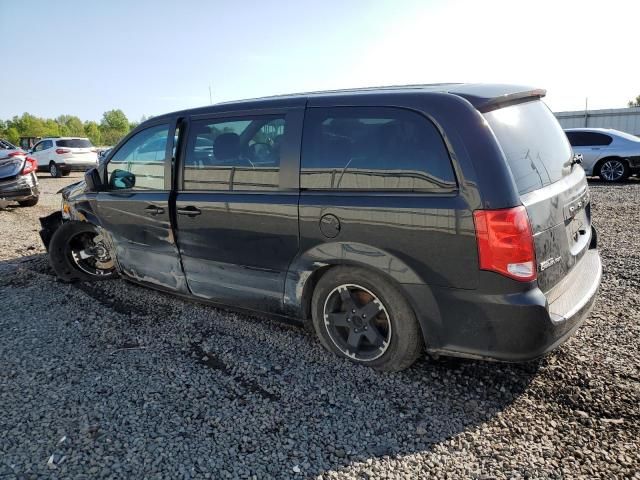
[17,196,39,207]
[597,158,629,182]
[311,266,423,372]
[49,221,117,282]
[49,162,62,178]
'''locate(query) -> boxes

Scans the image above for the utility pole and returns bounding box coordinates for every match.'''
[584,97,588,127]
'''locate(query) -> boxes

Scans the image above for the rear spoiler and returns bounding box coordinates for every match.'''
[476,89,547,113]
[450,86,547,113]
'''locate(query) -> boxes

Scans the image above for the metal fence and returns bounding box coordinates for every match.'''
[555,107,640,136]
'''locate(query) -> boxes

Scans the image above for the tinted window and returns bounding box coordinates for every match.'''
[300,107,455,191]
[182,115,285,191]
[57,139,93,148]
[33,142,45,152]
[43,140,54,150]
[565,131,612,147]
[107,124,168,190]
[484,101,572,195]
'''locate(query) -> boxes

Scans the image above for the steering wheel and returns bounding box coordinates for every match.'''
[247,142,274,163]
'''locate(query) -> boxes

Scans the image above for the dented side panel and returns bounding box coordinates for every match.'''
[94,190,188,293]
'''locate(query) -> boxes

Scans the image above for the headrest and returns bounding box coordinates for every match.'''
[214,133,240,160]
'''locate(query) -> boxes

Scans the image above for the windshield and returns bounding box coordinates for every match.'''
[56,139,93,148]
[484,101,572,195]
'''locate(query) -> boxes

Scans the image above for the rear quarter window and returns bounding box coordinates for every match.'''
[301,106,456,192]
[566,131,613,147]
[484,101,572,195]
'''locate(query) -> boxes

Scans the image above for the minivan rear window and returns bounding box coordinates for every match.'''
[56,139,93,148]
[484,101,572,195]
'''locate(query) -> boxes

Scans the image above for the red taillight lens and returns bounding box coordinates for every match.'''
[8,151,24,157]
[56,148,70,154]
[22,156,38,175]
[473,206,537,282]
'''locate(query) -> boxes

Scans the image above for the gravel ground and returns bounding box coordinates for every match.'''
[0,173,639,479]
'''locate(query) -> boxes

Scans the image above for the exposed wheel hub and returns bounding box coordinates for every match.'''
[351,315,364,328]
[69,231,115,276]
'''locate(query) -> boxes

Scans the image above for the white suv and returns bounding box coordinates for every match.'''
[31,137,98,177]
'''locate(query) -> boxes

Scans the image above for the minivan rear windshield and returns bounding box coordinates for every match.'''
[56,139,93,148]
[484,100,572,195]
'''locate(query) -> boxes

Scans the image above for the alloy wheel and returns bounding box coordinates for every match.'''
[323,284,392,361]
[600,160,625,182]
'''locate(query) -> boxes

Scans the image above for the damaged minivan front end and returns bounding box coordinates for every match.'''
[39,173,118,282]
[39,180,90,249]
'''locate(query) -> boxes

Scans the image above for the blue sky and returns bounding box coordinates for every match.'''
[2,0,639,121]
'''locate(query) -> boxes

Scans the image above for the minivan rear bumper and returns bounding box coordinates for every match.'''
[407,248,602,362]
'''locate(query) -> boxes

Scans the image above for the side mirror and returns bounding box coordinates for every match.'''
[109,169,136,190]
[84,167,103,192]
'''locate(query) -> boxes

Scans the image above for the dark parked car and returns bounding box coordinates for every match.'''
[39,84,602,371]
[0,139,39,207]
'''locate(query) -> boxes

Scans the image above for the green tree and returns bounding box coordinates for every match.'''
[5,127,20,145]
[628,95,640,107]
[99,109,130,145]
[56,115,85,137]
[84,121,101,146]
[9,113,47,137]
[100,109,129,131]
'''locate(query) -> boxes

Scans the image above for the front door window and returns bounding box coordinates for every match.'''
[107,124,169,190]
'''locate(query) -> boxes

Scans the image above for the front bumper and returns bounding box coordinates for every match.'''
[406,247,602,362]
[0,172,40,201]
[39,211,64,250]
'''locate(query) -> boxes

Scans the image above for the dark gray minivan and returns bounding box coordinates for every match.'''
[40,84,602,371]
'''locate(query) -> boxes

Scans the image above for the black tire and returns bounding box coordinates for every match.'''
[596,158,629,183]
[17,196,39,207]
[49,221,117,282]
[49,162,62,178]
[311,266,423,372]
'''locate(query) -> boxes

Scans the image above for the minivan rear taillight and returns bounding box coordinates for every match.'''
[56,148,70,154]
[473,206,537,282]
[22,156,38,175]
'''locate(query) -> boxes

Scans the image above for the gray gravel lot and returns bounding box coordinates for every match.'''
[1,173,639,479]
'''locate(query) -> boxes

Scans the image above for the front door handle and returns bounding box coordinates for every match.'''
[144,205,165,215]
[177,206,202,217]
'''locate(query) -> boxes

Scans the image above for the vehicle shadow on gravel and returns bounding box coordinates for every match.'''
[1,253,542,478]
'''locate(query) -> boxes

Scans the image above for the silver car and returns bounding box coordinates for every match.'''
[565,128,640,182]
[0,139,40,207]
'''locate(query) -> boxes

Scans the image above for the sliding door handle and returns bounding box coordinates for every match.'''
[177,206,202,217]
